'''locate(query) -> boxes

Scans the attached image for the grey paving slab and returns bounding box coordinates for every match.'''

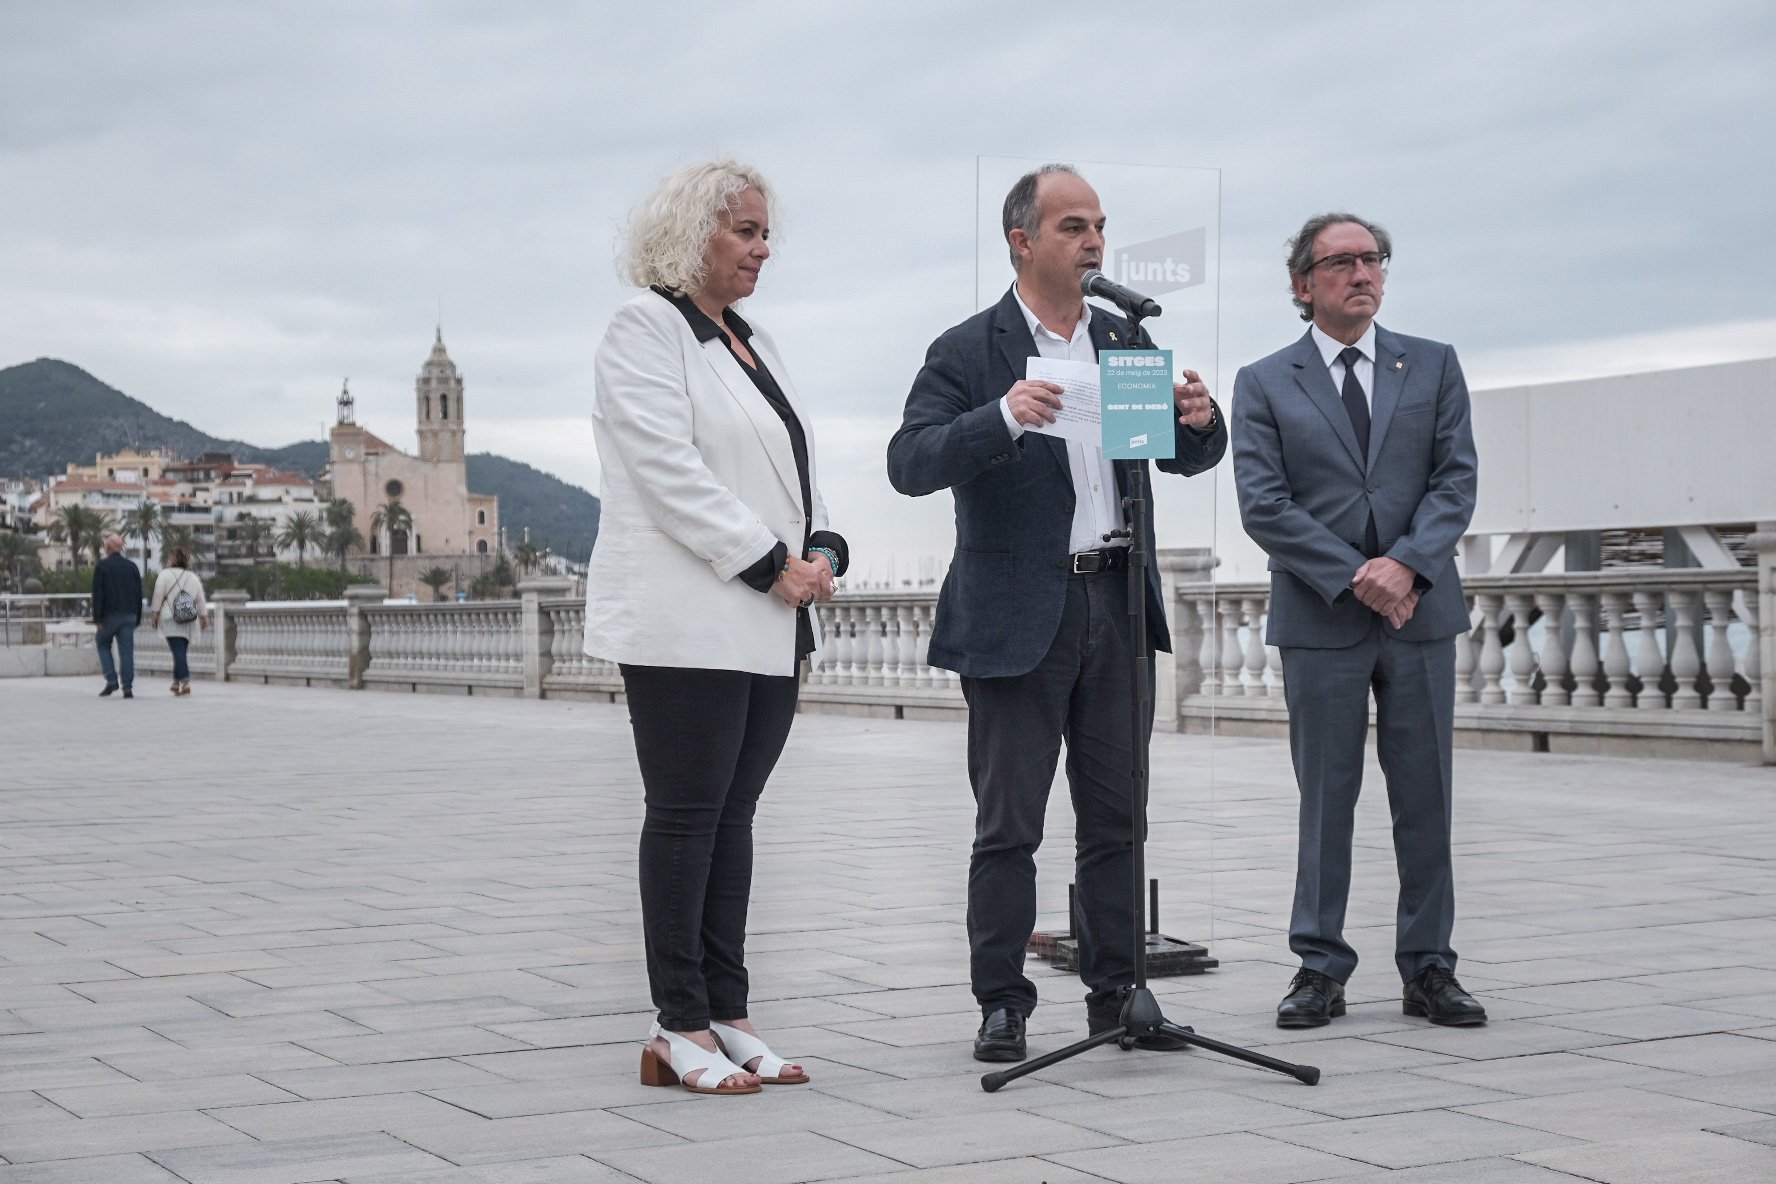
[823,1160,1110,1184]
[43,1072,300,1117]
[0,1110,250,1163]
[828,1110,1121,1168]
[1265,1109,1580,1168]
[149,1132,455,1184]
[1048,1130,1372,1183]
[1708,1116,1776,1145]
[387,1109,682,1164]
[4,677,1775,1184]
[595,1130,901,1184]
[1580,1031,1776,1076]
[254,1057,507,1100]
[1639,1066,1776,1113]
[0,1154,188,1183]
[205,1093,479,1140]
[1458,1085,1768,1142]
[1332,1161,1592,1183]
[1027,1086,1320,1140]
[1516,1129,1776,1182]
[340,1158,640,1184]
[1412,1051,1693,1097]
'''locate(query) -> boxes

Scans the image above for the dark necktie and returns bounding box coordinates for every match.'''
[1338,346,1370,458]
[1338,346,1380,557]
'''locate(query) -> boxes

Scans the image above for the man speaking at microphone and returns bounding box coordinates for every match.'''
[887,164,1226,1062]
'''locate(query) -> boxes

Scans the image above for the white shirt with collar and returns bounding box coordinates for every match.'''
[999,285,1127,554]
[1311,322,1377,409]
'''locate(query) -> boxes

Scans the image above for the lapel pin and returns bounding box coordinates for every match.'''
[1394,361,1403,370]
[1109,331,1119,343]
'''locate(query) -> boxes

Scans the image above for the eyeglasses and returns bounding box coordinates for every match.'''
[1307,251,1389,276]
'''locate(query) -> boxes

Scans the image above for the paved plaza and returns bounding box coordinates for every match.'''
[2,676,1773,1183]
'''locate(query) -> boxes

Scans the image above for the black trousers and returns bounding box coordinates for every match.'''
[620,663,800,1031]
[959,573,1152,1019]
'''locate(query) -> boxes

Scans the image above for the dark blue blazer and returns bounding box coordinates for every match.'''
[90,552,143,624]
[887,288,1227,679]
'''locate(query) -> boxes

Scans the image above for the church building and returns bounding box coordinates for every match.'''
[323,331,499,586]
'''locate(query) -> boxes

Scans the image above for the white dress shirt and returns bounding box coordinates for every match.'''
[999,286,1127,553]
[1311,322,1377,408]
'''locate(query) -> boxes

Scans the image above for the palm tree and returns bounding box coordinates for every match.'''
[418,565,453,602]
[235,513,272,567]
[275,509,324,569]
[122,501,162,575]
[234,513,273,596]
[0,533,40,591]
[513,539,541,575]
[369,500,413,591]
[161,525,211,566]
[48,505,110,570]
[327,522,364,573]
[325,497,355,532]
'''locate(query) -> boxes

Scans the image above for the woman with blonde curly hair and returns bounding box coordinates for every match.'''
[583,159,848,1096]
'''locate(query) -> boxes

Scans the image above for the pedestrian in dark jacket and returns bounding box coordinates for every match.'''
[90,533,142,698]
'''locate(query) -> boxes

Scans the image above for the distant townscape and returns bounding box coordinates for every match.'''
[0,334,600,600]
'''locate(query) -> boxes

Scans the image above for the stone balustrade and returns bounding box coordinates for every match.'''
[134,619,219,679]
[802,592,964,719]
[361,602,524,693]
[127,548,1776,762]
[539,600,624,699]
[1177,568,1766,761]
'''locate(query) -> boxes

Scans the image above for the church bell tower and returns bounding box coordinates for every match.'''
[415,328,465,463]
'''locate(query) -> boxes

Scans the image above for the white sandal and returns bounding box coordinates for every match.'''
[711,1021,810,1084]
[639,1023,760,1095]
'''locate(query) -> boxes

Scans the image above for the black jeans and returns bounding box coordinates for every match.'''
[621,663,800,1032]
[959,573,1153,1019]
[167,637,190,682]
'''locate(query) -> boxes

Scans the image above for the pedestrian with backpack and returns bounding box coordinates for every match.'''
[148,546,207,696]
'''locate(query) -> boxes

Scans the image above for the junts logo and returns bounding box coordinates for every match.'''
[1111,228,1207,297]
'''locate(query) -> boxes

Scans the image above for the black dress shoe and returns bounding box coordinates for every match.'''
[122,688,133,699]
[99,683,118,696]
[973,1008,1026,1062]
[1276,968,1345,1028]
[1403,966,1487,1026]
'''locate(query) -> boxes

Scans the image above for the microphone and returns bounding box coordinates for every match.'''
[1080,269,1162,320]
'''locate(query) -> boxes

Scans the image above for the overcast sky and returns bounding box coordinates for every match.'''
[4,1,1773,578]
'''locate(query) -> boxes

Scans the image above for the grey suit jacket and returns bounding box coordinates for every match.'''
[1232,326,1477,649]
[887,288,1228,678]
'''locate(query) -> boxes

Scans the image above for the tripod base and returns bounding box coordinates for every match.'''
[980,987,1320,1093]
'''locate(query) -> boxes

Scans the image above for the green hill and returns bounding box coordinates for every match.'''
[0,358,599,562]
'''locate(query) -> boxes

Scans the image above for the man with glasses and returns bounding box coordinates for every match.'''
[1232,213,1483,1029]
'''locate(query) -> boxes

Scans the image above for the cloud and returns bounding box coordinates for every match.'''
[2,0,1772,572]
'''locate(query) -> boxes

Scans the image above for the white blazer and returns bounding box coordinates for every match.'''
[582,289,828,676]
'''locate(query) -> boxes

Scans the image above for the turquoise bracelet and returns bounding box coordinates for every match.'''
[808,546,840,577]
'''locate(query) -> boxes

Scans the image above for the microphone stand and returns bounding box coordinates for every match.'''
[982,307,1319,1093]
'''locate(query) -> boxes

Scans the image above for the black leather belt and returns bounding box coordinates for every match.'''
[1064,548,1129,574]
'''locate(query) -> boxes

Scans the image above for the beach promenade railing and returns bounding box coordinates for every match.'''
[0,594,92,645]
[1176,567,1766,761]
[56,544,1776,763]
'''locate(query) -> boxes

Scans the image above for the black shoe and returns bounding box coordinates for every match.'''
[1403,966,1487,1026]
[122,688,133,699]
[1088,1005,1193,1050]
[1277,968,1345,1028]
[100,683,119,696]
[973,1008,1026,1062]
